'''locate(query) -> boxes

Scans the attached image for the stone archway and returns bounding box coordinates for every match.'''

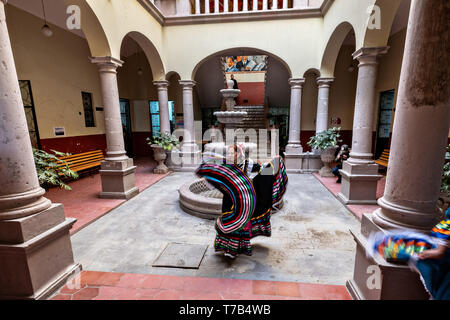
[320,22,355,78]
[62,0,112,57]
[120,31,166,81]
[362,0,405,48]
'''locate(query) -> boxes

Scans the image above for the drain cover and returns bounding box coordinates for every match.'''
[152,242,208,269]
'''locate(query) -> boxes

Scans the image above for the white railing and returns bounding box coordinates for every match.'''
[197,0,294,15]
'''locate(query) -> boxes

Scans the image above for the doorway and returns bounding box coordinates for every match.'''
[375,89,395,159]
[120,98,133,158]
[19,80,41,149]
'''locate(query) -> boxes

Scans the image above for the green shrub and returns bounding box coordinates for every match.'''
[441,144,450,192]
[147,132,180,151]
[307,127,343,150]
[33,149,78,191]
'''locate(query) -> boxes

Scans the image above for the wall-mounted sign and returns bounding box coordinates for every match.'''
[54,127,65,136]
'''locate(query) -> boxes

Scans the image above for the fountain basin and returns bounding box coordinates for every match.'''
[179,178,223,220]
[214,111,247,124]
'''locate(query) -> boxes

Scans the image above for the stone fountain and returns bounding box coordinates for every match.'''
[179,79,257,219]
[204,80,257,157]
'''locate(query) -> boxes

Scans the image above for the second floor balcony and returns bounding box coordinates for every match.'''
[143,0,329,24]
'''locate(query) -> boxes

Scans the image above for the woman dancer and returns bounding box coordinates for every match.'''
[196,145,288,258]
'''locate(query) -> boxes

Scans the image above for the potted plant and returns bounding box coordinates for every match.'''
[307,127,342,177]
[439,144,450,211]
[147,132,180,174]
[33,148,79,191]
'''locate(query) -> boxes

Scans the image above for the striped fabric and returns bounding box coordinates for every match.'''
[271,156,288,210]
[431,208,450,243]
[196,163,256,234]
[250,208,272,238]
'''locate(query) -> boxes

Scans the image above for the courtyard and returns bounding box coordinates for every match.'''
[48,169,365,300]
[0,0,448,302]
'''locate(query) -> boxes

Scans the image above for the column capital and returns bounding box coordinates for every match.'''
[90,56,124,73]
[317,77,335,87]
[153,80,170,89]
[288,78,305,88]
[179,80,196,88]
[1,0,7,5]
[353,47,389,66]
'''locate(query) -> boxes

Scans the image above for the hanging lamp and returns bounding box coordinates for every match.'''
[41,0,53,37]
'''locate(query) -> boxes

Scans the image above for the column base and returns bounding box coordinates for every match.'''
[285,144,303,154]
[319,164,334,177]
[99,159,139,200]
[337,161,382,205]
[283,152,322,173]
[0,207,80,300]
[346,214,429,300]
[179,149,202,172]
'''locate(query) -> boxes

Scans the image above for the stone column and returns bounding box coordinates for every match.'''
[195,0,200,14]
[178,80,200,170]
[346,0,450,300]
[243,0,248,11]
[315,77,334,134]
[337,47,388,205]
[284,78,305,172]
[176,0,191,15]
[372,1,449,233]
[0,0,79,299]
[153,80,171,134]
[91,56,139,200]
[214,0,219,13]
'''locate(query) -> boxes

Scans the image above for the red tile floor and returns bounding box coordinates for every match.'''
[51,271,351,300]
[46,158,354,300]
[45,158,170,234]
[312,171,386,220]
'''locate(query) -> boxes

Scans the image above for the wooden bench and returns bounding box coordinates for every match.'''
[56,150,105,175]
[374,149,390,168]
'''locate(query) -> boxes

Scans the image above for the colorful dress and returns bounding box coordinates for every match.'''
[196,156,288,257]
[367,208,450,299]
[413,208,450,300]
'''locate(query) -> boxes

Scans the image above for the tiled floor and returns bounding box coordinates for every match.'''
[45,158,170,234]
[51,271,351,300]
[46,160,354,300]
[312,172,386,220]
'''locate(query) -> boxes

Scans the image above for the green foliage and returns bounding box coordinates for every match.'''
[441,144,450,192]
[33,149,79,191]
[307,127,343,150]
[147,132,180,151]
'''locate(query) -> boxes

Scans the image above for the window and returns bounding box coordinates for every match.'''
[201,108,220,133]
[19,80,41,149]
[82,92,95,127]
[149,101,175,136]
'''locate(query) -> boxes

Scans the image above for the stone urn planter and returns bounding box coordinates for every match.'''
[318,146,336,177]
[151,144,169,174]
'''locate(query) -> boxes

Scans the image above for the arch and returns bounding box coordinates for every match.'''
[320,22,356,77]
[120,31,166,81]
[191,47,292,80]
[63,0,112,57]
[362,0,404,48]
[165,71,181,81]
[303,68,321,78]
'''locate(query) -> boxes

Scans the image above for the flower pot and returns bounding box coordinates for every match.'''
[151,144,169,174]
[319,146,336,177]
